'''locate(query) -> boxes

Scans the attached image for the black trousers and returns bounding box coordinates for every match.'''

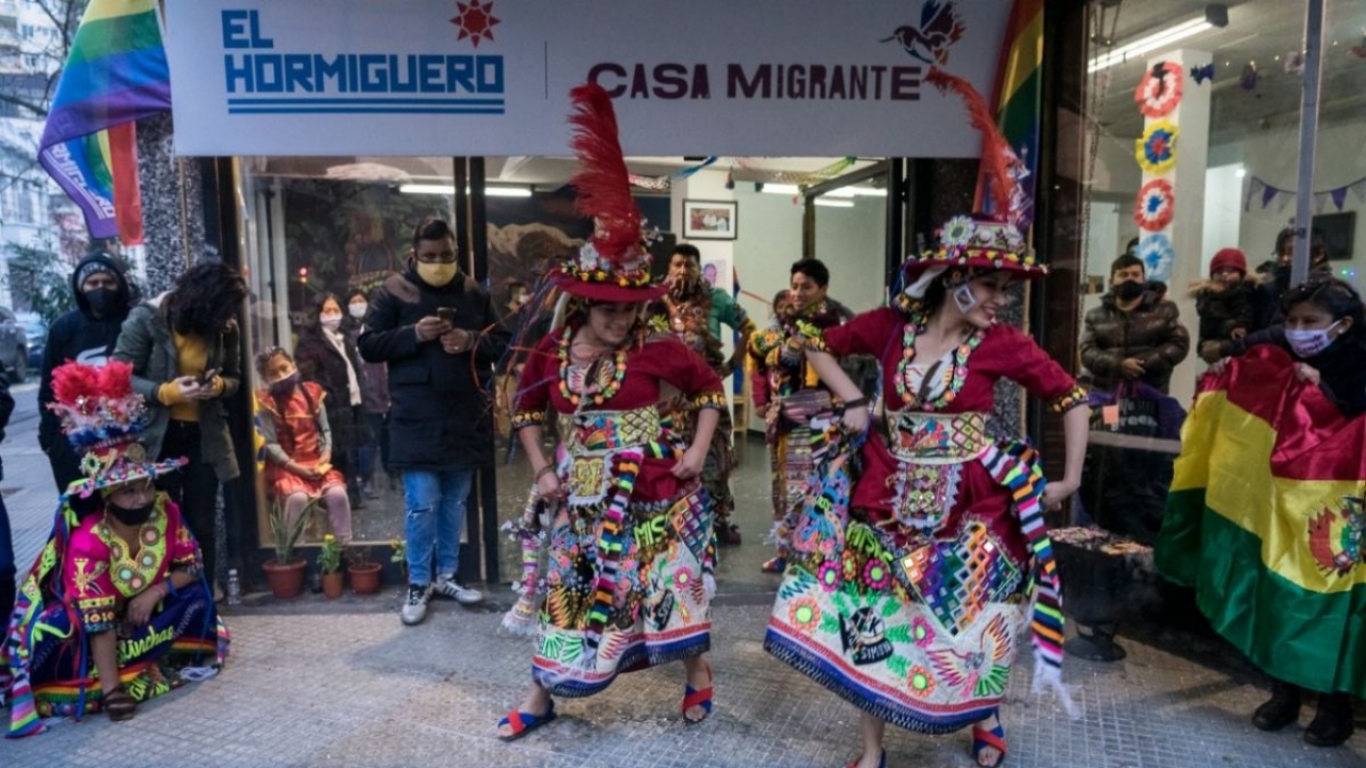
[157,420,221,586]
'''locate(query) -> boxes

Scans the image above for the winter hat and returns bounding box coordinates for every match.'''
[1210,248,1247,277]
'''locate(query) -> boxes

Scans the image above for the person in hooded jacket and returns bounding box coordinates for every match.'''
[358,218,509,625]
[39,250,136,491]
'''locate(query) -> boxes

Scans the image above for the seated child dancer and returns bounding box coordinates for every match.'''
[1194,248,1255,363]
[1,361,229,736]
[255,348,353,543]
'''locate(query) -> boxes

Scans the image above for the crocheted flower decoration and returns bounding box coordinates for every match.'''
[1134,178,1175,232]
[1135,61,1183,118]
[940,215,977,248]
[1138,233,1176,283]
[1136,120,1179,175]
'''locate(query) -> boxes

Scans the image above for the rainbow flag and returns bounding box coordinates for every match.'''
[38,0,170,243]
[975,0,1042,227]
[1156,345,1366,698]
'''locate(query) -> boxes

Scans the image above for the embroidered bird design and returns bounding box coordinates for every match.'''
[881,1,967,66]
[927,613,1013,698]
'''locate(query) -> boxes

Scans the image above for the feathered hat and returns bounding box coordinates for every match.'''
[48,361,185,498]
[551,83,666,303]
[898,68,1048,303]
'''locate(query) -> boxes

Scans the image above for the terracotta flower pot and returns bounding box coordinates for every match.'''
[262,559,307,600]
[348,563,382,595]
[321,571,345,599]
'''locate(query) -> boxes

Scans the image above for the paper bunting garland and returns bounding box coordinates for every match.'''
[1135,179,1176,232]
[1190,63,1215,85]
[627,156,718,190]
[1135,62,1183,118]
[1136,120,1179,175]
[1244,174,1366,214]
[627,156,858,190]
[1137,234,1176,283]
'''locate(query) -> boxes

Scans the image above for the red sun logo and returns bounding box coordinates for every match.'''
[450,0,500,47]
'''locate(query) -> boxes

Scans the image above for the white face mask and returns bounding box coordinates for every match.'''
[1284,320,1341,358]
[320,313,343,331]
[348,302,367,319]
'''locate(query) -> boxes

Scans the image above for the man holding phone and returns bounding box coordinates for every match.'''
[359,218,510,626]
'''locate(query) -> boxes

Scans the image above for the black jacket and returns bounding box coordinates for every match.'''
[1080,290,1191,392]
[0,361,13,482]
[296,324,370,458]
[1193,282,1254,345]
[358,266,508,470]
[39,253,134,487]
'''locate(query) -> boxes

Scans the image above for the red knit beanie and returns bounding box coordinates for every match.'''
[1210,247,1247,277]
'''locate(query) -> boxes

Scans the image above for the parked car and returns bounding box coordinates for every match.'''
[17,312,47,375]
[0,307,28,380]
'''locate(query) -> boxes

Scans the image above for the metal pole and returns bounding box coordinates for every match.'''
[1291,0,1324,285]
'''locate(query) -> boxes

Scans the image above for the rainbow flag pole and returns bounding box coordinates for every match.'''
[975,0,1042,228]
[38,0,171,244]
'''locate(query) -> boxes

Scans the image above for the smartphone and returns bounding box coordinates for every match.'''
[199,367,219,385]
[436,307,456,323]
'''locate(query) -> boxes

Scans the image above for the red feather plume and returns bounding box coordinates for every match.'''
[925,66,1014,219]
[52,360,135,407]
[567,82,643,265]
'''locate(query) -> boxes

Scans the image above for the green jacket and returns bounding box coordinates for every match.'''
[114,301,242,482]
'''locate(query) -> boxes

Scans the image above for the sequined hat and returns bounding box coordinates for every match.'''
[550,83,666,303]
[48,360,185,498]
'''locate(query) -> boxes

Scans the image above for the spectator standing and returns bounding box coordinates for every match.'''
[114,262,247,591]
[346,289,390,496]
[38,250,135,491]
[1193,248,1255,362]
[359,218,509,625]
[1080,253,1190,393]
[296,292,370,506]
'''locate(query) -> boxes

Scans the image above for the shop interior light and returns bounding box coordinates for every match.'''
[1087,6,1227,74]
[758,183,801,195]
[813,198,855,208]
[399,183,532,197]
[826,186,889,198]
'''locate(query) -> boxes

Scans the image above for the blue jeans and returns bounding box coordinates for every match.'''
[403,469,473,587]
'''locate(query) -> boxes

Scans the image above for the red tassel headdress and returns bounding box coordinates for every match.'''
[48,360,185,497]
[553,83,665,303]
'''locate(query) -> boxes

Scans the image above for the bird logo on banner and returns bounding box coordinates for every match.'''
[881,1,966,66]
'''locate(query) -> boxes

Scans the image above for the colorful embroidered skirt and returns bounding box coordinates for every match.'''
[764,416,1056,734]
[664,397,735,525]
[4,581,229,737]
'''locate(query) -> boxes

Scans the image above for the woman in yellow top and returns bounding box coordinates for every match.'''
[114,262,248,592]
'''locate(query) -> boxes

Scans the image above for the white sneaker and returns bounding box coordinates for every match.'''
[401,583,432,625]
[433,576,484,605]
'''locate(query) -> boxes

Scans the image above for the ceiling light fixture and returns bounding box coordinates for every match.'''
[826,186,889,198]
[1087,5,1228,73]
[759,183,801,195]
[814,198,855,208]
[399,184,532,197]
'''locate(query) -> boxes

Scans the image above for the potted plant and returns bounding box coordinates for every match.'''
[346,546,382,595]
[319,533,344,599]
[263,498,312,599]
[389,537,408,584]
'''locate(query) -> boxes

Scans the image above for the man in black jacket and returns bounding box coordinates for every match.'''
[0,360,16,634]
[39,250,135,491]
[358,219,509,626]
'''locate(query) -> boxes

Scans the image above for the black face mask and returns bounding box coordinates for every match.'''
[269,372,301,398]
[109,499,155,526]
[85,286,121,316]
[1113,280,1145,302]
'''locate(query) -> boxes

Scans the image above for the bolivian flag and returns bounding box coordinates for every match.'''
[1157,345,1366,697]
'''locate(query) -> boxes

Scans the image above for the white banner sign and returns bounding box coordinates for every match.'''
[166,0,1010,157]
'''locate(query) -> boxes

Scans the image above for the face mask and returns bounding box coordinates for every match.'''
[951,283,979,314]
[348,302,367,319]
[84,286,120,316]
[109,498,155,526]
[1285,321,1341,359]
[269,372,301,397]
[1113,280,1145,302]
[320,313,343,331]
[417,262,459,288]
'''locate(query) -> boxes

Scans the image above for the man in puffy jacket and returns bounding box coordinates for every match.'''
[358,218,509,626]
[1080,253,1190,393]
[39,250,136,491]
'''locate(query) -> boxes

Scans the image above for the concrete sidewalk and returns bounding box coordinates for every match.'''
[3,589,1361,768]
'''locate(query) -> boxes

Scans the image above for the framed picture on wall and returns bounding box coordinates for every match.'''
[683,199,738,240]
[1313,211,1355,261]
